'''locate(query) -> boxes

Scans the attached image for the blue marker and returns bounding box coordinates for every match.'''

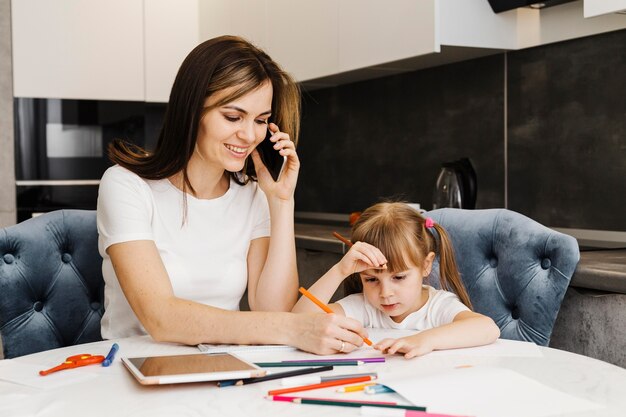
[364,384,395,395]
[102,343,119,367]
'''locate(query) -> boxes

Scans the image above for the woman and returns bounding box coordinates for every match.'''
[97,36,367,354]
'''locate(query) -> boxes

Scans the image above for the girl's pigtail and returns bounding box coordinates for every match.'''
[431,223,473,310]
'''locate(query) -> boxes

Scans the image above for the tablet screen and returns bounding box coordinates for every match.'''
[127,353,257,377]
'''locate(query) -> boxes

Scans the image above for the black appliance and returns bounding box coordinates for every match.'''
[432,158,477,210]
[487,0,576,13]
[14,98,161,222]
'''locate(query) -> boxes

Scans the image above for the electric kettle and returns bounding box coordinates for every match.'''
[432,158,477,209]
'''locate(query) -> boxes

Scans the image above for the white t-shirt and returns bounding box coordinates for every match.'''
[336,285,469,330]
[97,165,270,339]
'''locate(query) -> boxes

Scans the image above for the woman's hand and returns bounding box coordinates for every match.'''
[289,313,369,355]
[374,334,434,359]
[251,123,299,202]
[336,242,388,277]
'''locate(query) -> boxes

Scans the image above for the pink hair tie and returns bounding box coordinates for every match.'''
[425,218,435,229]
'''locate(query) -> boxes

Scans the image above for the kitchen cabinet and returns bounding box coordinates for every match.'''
[146,0,266,103]
[11,0,144,101]
[584,0,626,17]
[197,0,339,88]
[144,0,200,103]
[12,0,626,100]
[300,0,524,87]
[265,0,338,82]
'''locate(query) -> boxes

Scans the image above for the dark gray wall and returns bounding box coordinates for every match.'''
[507,30,626,231]
[295,29,626,232]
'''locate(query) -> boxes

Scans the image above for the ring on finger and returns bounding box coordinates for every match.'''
[339,340,345,353]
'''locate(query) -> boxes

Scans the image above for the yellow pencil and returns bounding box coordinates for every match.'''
[336,382,376,393]
[298,287,373,346]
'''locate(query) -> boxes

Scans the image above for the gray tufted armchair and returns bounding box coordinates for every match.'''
[427,208,580,346]
[0,207,579,358]
[0,210,104,359]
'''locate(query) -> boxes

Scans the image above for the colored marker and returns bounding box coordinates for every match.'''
[360,406,473,417]
[282,357,385,364]
[102,343,119,367]
[267,395,397,406]
[299,287,373,346]
[266,395,427,411]
[365,384,395,394]
[332,231,353,247]
[336,382,376,392]
[267,375,375,396]
[281,372,378,386]
[255,360,364,367]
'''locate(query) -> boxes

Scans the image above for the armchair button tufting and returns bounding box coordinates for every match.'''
[511,307,520,320]
[541,258,551,269]
[3,254,14,264]
[90,301,101,310]
[33,301,43,312]
[62,253,72,263]
[489,258,498,268]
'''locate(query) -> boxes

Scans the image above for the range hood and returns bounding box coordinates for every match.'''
[487,0,576,13]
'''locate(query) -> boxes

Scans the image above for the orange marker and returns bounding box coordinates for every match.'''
[268,375,375,396]
[299,287,373,346]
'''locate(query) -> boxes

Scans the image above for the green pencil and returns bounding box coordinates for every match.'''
[291,397,426,411]
[255,360,364,367]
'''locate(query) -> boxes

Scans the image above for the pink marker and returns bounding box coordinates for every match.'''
[360,406,473,417]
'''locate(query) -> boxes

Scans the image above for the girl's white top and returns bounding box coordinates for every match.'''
[337,285,469,330]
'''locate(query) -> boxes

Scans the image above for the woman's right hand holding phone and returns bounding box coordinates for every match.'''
[251,123,300,202]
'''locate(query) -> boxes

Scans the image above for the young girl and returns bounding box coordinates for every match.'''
[293,202,500,358]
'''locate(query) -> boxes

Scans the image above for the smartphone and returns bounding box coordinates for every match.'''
[257,127,287,182]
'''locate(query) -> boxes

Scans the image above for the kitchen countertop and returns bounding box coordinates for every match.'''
[295,223,626,294]
[295,223,350,254]
[571,249,626,294]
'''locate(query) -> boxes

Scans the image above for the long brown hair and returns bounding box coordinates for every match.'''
[343,202,472,309]
[108,35,300,196]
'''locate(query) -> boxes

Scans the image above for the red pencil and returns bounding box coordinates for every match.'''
[267,375,375,396]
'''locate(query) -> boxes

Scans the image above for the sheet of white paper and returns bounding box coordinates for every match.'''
[383,366,603,417]
[367,329,543,357]
[0,360,97,390]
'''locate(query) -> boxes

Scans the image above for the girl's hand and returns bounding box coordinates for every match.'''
[374,334,434,359]
[250,123,299,202]
[336,242,388,277]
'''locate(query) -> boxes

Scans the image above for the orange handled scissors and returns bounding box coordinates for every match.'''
[39,354,105,376]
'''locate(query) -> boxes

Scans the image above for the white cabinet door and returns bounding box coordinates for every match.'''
[264,0,338,82]
[338,0,437,72]
[144,0,199,102]
[199,0,266,45]
[12,0,144,100]
[585,0,626,17]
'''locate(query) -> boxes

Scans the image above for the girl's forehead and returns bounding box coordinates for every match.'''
[361,265,417,276]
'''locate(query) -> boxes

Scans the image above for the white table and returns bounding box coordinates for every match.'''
[1,333,626,417]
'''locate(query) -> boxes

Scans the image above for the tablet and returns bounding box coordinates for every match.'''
[122,353,266,385]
